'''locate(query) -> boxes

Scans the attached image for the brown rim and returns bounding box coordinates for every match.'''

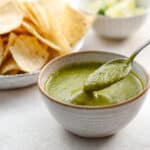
[38,51,150,110]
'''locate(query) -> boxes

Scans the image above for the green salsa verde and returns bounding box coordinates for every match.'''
[44,63,144,106]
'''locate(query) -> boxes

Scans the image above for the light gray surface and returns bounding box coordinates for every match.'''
[0,17,150,150]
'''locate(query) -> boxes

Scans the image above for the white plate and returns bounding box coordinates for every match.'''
[0,38,84,90]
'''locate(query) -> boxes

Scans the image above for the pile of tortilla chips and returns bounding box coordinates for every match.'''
[0,0,93,75]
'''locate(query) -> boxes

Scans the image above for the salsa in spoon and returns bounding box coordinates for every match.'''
[84,40,150,92]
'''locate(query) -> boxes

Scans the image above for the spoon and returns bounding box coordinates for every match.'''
[84,39,150,92]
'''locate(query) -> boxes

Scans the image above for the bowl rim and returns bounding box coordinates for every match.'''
[95,11,149,20]
[0,71,39,79]
[79,5,150,20]
[38,50,150,110]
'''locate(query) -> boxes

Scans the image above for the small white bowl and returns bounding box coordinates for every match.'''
[0,38,84,90]
[38,51,150,138]
[79,0,150,39]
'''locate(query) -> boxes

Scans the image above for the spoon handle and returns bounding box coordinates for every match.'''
[126,39,150,64]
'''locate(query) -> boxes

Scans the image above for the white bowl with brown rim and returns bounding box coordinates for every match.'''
[38,51,150,138]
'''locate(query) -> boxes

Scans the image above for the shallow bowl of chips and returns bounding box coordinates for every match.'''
[0,38,85,90]
[0,0,92,90]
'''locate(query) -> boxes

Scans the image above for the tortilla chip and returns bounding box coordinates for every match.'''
[19,1,40,27]
[22,0,65,29]
[60,5,93,46]
[1,33,17,66]
[22,21,62,53]
[10,35,49,72]
[0,0,23,34]
[0,56,20,75]
[21,0,70,53]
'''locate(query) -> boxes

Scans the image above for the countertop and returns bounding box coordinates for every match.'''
[0,17,150,150]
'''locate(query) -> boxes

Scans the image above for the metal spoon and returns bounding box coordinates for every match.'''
[84,39,150,92]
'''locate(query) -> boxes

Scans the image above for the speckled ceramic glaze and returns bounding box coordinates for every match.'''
[38,51,149,138]
[0,39,84,90]
[79,0,150,39]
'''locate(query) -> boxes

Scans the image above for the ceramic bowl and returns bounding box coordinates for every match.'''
[38,51,150,138]
[79,0,150,39]
[0,38,84,90]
